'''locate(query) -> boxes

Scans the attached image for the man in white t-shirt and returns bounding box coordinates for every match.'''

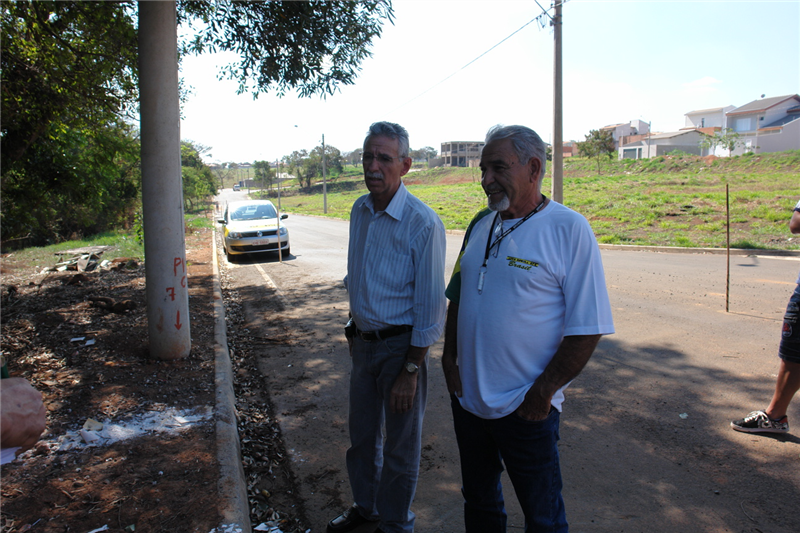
[731,199,800,434]
[442,124,614,532]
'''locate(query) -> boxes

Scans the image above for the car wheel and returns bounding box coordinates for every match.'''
[284,247,290,257]
[225,248,235,263]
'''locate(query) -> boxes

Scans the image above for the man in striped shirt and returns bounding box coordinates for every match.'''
[328,122,446,533]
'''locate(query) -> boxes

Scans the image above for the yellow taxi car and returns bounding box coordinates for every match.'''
[217,200,289,261]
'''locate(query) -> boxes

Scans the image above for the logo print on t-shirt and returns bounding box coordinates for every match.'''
[505,256,539,271]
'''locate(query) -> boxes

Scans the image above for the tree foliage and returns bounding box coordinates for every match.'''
[1,1,139,169]
[253,160,275,189]
[409,146,438,161]
[284,145,344,189]
[2,0,395,247]
[178,0,395,98]
[699,128,746,157]
[181,141,218,211]
[577,129,616,174]
[343,148,364,166]
[1,122,141,248]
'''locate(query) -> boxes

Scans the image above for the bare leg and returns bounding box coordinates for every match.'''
[765,360,800,419]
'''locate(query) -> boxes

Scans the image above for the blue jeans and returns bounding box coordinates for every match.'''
[451,395,568,533]
[779,284,800,364]
[346,332,426,533]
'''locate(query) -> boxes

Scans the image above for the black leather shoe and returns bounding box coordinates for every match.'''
[327,504,378,533]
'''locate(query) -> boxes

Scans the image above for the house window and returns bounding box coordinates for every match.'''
[735,118,752,132]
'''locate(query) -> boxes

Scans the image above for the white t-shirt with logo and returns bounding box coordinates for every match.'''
[449,201,615,419]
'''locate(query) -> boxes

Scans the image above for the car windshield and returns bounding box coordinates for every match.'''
[230,204,277,221]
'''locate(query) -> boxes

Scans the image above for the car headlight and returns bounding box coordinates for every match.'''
[279,227,288,236]
[229,231,242,239]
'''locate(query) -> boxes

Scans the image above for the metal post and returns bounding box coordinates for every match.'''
[726,184,730,312]
[551,0,563,203]
[322,134,328,214]
[138,1,190,360]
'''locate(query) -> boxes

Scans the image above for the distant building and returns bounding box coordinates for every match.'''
[619,130,706,160]
[562,141,579,158]
[440,141,484,167]
[726,94,800,155]
[683,106,736,130]
[601,119,650,149]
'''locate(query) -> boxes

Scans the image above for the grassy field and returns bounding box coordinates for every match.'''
[260,151,800,250]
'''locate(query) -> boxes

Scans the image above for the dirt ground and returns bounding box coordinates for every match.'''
[0,222,309,533]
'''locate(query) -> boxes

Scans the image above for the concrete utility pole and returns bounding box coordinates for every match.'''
[139,1,191,360]
[551,0,563,203]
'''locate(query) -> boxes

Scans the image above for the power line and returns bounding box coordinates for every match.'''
[383,9,553,117]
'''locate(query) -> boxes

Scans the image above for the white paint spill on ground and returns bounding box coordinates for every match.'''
[27,405,213,455]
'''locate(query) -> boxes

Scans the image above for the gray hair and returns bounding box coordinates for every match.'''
[364,121,410,159]
[485,124,547,180]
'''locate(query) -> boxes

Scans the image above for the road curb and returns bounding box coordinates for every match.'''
[596,243,800,257]
[212,228,252,532]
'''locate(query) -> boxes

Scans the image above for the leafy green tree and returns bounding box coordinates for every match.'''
[577,129,616,174]
[698,131,720,156]
[698,128,746,157]
[409,146,438,161]
[285,150,310,188]
[253,160,275,190]
[717,128,745,156]
[344,148,363,166]
[211,163,237,189]
[1,122,141,247]
[181,141,217,211]
[178,0,395,98]
[2,0,395,246]
[1,2,139,170]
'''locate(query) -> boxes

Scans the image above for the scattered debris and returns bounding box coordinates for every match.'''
[210,525,245,533]
[88,296,137,313]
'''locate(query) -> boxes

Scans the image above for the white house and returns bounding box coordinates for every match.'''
[726,94,800,155]
[683,106,736,130]
[601,119,650,149]
[619,130,706,160]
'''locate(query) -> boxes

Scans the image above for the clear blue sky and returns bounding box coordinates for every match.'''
[179,0,800,164]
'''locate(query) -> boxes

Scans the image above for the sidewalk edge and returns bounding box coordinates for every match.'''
[212,228,252,532]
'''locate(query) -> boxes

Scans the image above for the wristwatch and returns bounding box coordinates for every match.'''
[404,361,419,374]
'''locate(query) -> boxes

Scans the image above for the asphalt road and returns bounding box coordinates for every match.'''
[216,195,800,533]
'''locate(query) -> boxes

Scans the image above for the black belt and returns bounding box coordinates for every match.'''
[355,324,413,342]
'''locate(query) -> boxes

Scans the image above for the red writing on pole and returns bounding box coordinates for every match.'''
[180,276,186,288]
[166,287,176,301]
[174,257,184,276]
[175,310,183,330]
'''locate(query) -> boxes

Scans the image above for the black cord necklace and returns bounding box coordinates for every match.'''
[477,195,547,294]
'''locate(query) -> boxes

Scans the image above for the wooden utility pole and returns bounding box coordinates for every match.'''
[552,0,563,203]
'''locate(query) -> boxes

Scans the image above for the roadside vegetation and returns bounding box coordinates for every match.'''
[255,151,800,250]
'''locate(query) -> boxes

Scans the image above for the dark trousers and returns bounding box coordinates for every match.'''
[451,395,568,533]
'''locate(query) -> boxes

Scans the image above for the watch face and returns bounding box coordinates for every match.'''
[405,362,419,373]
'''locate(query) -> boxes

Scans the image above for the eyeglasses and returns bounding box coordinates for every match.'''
[362,153,404,165]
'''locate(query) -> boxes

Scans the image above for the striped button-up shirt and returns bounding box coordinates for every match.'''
[344,183,446,348]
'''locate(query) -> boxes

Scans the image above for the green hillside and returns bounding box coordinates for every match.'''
[266,151,800,250]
